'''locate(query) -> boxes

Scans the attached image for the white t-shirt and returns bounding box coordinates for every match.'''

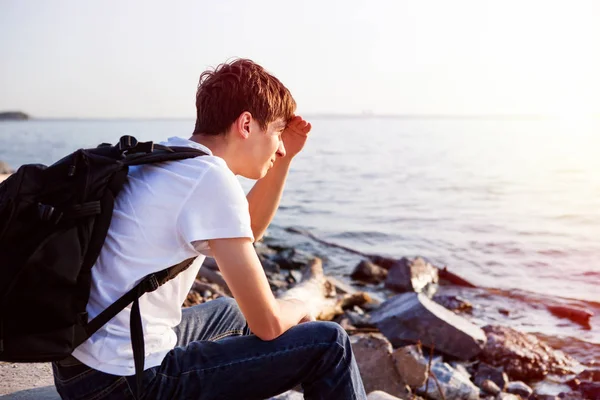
[72,136,254,376]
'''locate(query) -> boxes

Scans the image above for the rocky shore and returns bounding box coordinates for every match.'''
[0,168,598,399]
[184,240,598,400]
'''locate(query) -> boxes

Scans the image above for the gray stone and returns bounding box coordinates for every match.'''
[392,345,428,388]
[351,260,388,284]
[432,294,473,313]
[274,248,315,270]
[474,363,509,391]
[507,381,534,398]
[370,292,486,360]
[349,334,411,398]
[416,362,480,400]
[481,379,501,395]
[384,257,438,294]
[481,325,580,381]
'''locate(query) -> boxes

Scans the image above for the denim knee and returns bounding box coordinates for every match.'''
[307,321,351,350]
[213,297,246,325]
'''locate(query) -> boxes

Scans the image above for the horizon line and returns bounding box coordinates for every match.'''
[4,112,599,121]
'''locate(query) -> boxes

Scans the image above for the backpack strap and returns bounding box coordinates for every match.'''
[123,145,208,166]
[80,257,197,399]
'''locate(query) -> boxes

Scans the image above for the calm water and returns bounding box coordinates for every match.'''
[1,117,598,354]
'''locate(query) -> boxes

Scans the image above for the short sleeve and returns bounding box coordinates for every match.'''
[177,164,254,253]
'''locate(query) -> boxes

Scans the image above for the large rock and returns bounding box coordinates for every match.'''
[384,257,438,294]
[370,292,486,360]
[507,381,534,398]
[391,345,428,388]
[351,260,388,284]
[349,334,411,398]
[481,325,580,381]
[416,362,480,400]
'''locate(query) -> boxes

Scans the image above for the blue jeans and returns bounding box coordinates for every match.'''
[53,297,367,399]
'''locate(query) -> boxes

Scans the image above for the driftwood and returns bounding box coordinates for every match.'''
[278,257,374,321]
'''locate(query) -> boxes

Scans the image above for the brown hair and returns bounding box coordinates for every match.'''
[193,59,296,135]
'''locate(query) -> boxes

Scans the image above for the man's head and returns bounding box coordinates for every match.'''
[193,59,296,136]
[192,59,297,179]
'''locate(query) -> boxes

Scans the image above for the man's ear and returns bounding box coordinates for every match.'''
[235,112,252,139]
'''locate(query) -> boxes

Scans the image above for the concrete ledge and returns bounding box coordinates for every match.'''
[0,363,58,399]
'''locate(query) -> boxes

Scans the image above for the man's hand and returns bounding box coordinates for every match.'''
[282,115,312,159]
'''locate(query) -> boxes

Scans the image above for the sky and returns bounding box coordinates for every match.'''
[0,0,599,118]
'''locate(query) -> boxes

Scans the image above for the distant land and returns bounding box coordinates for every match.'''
[0,111,30,120]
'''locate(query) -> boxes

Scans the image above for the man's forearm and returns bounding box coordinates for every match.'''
[246,158,292,241]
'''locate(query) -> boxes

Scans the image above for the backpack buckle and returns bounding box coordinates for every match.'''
[37,203,63,224]
[118,136,138,152]
[144,274,160,293]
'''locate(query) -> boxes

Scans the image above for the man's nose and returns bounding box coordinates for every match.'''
[276,141,286,158]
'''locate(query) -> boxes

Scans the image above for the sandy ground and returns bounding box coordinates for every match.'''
[0,362,59,399]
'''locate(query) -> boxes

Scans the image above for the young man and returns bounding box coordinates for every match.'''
[52,59,366,399]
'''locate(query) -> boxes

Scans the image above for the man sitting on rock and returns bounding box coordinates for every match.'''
[51,59,366,400]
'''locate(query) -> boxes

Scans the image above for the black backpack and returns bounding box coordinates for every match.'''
[0,135,206,398]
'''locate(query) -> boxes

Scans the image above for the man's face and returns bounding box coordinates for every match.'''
[241,117,287,179]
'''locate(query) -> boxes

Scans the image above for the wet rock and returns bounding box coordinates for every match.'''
[351,260,388,284]
[481,325,580,381]
[547,305,593,328]
[578,381,600,400]
[474,363,509,391]
[507,381,534,398]
[345,309,376,329]
[558,392,587,400]
[432,294,473,313]
[273,248,315,270]
[370,292,486,360]
[392,345,428,388]
[384,257,439,294]
[367,391,408,400]
[416,362,480,400]
[576,366,600,382]
[259,255,281,275]
[481,379,501,395]
[349,334,411,398]
[0,160,13,174]
[369,255,397,270]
